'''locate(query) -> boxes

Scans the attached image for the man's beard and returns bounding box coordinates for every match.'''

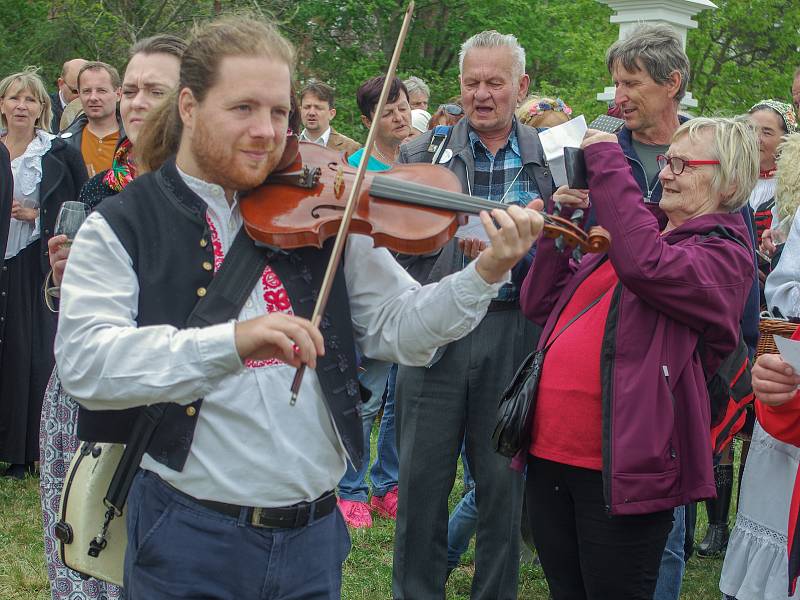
[191,118,285,192]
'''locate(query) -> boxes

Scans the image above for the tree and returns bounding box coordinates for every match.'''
[687,0,800,115]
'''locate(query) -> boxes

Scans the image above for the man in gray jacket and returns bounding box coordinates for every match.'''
[392,30,553,600]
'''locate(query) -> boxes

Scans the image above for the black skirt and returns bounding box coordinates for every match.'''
[0,241,56,464]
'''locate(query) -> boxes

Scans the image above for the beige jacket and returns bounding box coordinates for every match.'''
[327,128,361,158]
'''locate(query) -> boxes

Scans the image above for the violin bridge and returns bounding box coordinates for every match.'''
[334,166,345,198]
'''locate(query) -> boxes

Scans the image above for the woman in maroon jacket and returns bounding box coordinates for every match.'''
[519,118,758,599]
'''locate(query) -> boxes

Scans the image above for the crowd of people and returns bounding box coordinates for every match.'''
[3,11,800,600]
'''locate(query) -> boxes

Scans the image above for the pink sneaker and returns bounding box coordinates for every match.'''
[337,498,373,528]
[369,487,399,520]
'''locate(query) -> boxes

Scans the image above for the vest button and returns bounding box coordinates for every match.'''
[200,238,208,248]
[202,261,213,271]
[186,406,197,417]
[196,287,207,297]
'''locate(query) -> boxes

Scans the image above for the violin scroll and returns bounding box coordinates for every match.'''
[539,213,610,255]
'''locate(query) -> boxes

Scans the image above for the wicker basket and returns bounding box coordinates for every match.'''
[757,318,799,357]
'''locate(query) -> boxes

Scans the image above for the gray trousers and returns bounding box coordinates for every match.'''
[393,308,540,600]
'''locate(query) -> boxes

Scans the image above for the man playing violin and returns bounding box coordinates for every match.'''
[54,16,544,600]
[392,30,553,600]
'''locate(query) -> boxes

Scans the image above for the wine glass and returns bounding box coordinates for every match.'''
[54,201,89,247]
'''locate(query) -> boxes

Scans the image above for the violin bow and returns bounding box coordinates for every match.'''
[289,0,416,405]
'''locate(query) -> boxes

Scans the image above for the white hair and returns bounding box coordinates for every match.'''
[459,30,526,81]
[673,117,759,212]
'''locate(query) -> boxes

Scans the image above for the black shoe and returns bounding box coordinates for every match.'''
[2,464,27,479]
[696,464,733,558]
[696,523,729,557]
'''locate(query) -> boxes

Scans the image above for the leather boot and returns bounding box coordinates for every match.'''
[696,463,734,558]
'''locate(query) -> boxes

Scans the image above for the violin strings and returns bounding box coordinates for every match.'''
[371,176,503,214]
[370,176,556,223]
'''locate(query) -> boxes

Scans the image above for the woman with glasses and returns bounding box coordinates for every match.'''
[428,100,464,128]
[0,69,86,480]
[518,118,757,600]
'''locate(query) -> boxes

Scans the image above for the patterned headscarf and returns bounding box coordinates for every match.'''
[102,137,136,192]
[749,99,798,135]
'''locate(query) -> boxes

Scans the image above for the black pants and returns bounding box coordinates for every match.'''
[526,457,674,600]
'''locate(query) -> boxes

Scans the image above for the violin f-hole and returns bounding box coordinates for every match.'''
[310,204,346,219]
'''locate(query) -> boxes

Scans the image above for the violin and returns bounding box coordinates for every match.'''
[245,0,608,405]
[240,140,611,256]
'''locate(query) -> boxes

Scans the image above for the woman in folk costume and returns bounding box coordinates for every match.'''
[39,35,185,600]
[748,101,796,245]
[0,69,86,478]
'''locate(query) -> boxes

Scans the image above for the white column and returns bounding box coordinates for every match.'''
[596,0,717,109]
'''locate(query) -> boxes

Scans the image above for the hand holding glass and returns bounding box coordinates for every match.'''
[54,201,89,247]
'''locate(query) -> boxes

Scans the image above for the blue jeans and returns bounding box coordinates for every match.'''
[125,470,350,599]
[338,359,398,501]
[447,488,477,569]
[653,505,686,600]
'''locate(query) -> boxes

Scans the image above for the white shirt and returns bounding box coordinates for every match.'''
[55,168,506,506]
[5,130,54,259]
[299,127,331,147]
[748,177,776,212]
[766,207,800,318]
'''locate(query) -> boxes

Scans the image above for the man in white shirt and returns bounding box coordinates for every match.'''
[298,80,360,157]
[49,58,86,132]
[55,16,543,600]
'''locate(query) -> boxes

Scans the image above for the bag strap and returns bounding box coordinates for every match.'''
[426,125,453,164]
[542,288,610,353]
[103,225,270,513]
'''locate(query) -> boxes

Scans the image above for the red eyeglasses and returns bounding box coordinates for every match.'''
[656,155,720,176]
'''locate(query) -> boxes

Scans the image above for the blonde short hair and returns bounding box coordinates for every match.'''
[672,117,758,212]
[0,68,52,132]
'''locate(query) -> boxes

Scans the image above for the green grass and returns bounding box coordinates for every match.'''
[1,437,742,599]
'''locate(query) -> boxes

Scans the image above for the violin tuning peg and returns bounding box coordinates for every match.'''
[572,247,584,263]
[555,236,566,253]
[571,209,584,224]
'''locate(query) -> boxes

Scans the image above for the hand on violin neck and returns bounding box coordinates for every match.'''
[234,313,325,368]
[474,205,543,284]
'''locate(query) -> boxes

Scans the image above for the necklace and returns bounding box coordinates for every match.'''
[373,142,398,165]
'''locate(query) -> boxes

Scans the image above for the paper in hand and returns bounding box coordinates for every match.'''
[455,215,490,243]
[774,335,800,373]
[538,115,588,188]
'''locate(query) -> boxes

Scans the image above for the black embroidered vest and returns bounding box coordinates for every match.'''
[78,158,365,470]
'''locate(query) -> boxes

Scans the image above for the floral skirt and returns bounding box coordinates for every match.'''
[39,368,123,600]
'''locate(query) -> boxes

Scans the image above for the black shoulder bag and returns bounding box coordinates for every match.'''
[493,290,608,458]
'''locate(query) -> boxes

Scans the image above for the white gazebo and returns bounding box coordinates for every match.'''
[596,0,717,108]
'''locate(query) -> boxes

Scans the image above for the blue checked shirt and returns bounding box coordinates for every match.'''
[468,124,541,300]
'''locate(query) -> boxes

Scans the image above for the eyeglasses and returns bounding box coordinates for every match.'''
[438,104,463,116]
[656,154,720,176]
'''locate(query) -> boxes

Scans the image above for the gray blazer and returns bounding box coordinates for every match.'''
[397,117,554,285]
